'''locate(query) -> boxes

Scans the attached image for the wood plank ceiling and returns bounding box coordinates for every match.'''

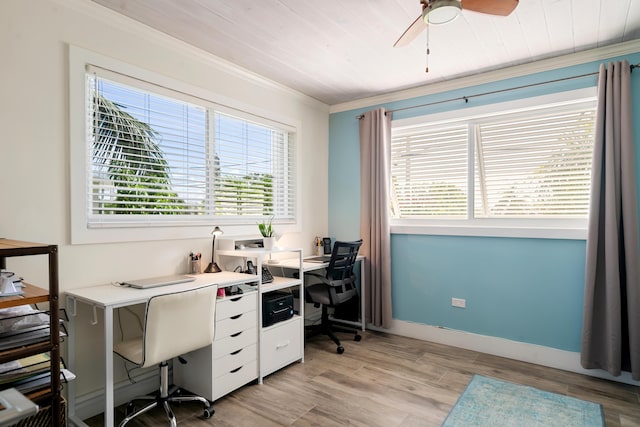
[91,0,640,105]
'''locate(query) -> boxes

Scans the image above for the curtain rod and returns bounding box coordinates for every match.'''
[356,62,639,120]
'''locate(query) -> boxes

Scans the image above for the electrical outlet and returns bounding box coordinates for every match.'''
[451,298,466,308]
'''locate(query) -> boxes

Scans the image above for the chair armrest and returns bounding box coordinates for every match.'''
[305,272,356,288]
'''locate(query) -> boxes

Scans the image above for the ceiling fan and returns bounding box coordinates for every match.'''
[394,0,519,48]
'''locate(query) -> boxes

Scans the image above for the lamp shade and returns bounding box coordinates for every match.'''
[204,226,223,273]
[423,0,462,25]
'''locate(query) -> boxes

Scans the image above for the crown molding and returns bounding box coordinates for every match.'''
[330,39,640,114]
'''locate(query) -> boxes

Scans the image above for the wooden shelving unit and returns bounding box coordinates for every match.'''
[0,239,61,426]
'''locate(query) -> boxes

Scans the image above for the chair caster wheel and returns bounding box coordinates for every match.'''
[354,334,361,342]
[203,406,214,419]
[125,402,135,417]
[173,388,183,405]
[337,346,344,354]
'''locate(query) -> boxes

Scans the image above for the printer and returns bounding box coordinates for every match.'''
[262,291,294,327]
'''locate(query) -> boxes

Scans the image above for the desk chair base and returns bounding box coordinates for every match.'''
[306,305,361,354]
[119,361,213,427]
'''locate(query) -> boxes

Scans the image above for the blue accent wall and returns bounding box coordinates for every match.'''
[329,53,640,352]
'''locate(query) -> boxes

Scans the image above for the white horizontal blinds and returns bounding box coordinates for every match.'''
[213,112,295,220]
[88,73,208,218]
[391,124,468,218]
[474,108,596,218]
[273,131,296,221]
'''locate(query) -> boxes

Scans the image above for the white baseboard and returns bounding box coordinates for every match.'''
[373,319,640,386]
[71,370,159,422]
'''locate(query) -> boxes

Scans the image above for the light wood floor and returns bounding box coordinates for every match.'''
[85,330,640,426]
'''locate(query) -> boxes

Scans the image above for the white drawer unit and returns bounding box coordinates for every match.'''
[261,317,303,377]
[214,342,257,377]
[217,292,258,320]
[216,312,256,338]
[213,342,258,400]
[174,287,258,401]
[213,327,256,359]
[213,359,259,400]
[217,247,305,384]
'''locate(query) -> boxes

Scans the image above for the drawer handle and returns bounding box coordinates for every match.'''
[230,366,243,373]
[230,296,243,302]
[276,340,290,350]
[230,331,243,338]
[230,348,243,356]
[230,313,243,320]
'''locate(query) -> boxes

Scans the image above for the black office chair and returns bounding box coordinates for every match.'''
[304,240,363,354]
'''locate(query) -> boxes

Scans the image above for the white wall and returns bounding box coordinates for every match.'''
[0,0,329,403]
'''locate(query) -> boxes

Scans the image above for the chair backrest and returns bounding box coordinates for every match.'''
[324,240,363,305]
[141,285,217,368]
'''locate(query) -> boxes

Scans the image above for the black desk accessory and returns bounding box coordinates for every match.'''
[322,237,332,255]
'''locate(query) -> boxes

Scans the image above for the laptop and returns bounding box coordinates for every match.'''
[305,256,332,263]
[122,274,195,289]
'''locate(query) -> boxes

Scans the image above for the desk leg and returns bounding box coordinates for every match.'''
[360,260,366,331]
[66,297,79,425]
[104,307,114,427]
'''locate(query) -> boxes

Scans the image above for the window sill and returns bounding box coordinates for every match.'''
[390,222,587,240]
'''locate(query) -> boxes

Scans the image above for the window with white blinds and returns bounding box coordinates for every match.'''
[473,109,595,218]
[213,112,295,220]
[391,124,469,218]
[86,71,296,228]
[391,94,597,229]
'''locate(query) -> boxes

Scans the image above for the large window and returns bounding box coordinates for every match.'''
[391,89,597,239]
[70,47,298,243]
[88,72,295,224]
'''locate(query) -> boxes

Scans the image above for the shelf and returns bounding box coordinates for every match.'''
[260,276,301,293]
[261,314,301,332]
[0,283,50,309]
[0,342,53,365]
[0,239,54,254]
[218,247,298,256]
[0,239,61,427]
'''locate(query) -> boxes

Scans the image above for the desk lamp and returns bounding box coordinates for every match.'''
[204,226,224,273]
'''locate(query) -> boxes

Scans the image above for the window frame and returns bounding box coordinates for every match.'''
[390,87,598,240]
[69,46,302,244]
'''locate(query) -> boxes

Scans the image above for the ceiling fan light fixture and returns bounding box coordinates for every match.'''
[423,0,462,25]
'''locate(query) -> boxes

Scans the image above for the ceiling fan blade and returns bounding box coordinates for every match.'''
[461,0,518,16]
[394,14,426,48]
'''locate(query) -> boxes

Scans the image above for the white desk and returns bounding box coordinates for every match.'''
[65,272,254,427]
[266,255,366,331]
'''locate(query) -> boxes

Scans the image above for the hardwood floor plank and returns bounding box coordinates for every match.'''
[84,330,640,426]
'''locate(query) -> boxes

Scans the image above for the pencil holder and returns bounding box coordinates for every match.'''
[189,258,201,274]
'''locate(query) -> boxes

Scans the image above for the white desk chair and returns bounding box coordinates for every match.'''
[114,285,217,426]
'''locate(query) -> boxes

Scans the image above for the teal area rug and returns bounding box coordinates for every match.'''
[442,375,604,427]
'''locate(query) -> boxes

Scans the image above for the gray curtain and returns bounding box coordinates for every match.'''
[581,60,640,380]
[359,108,392,328]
